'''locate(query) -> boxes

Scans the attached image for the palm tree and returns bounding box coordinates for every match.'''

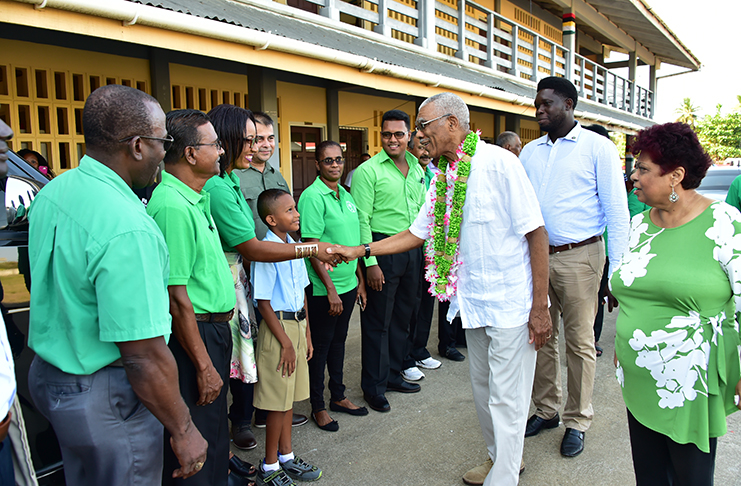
[675,97,699,127]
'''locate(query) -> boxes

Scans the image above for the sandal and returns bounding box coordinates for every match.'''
[595,343,603,357]
[229,454,256,477]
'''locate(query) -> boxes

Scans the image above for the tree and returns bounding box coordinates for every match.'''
[675,97,699,127]
[696,109,741,161]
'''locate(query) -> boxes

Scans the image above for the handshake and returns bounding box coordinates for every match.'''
[311,243,365,268]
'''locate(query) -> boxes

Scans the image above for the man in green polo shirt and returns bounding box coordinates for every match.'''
[235,111,291,240]
[350,109,427,413]
[27,85,207,486]
[146,109,237,486]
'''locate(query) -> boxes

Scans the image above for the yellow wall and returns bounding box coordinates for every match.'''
[0,38,149,172]
[470,111,495,139]
[169,64,249,112]
[520,119,542,145]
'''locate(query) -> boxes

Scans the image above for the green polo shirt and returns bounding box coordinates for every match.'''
[298,177,361,296]
[203,171,257,252]
[147,172,235,314]
[726,174,741,212]
[28,155,171,375]
[235,163,290,240]
[350,149,425,266]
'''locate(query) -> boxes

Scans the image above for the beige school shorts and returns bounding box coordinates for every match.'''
[253,316,309,412]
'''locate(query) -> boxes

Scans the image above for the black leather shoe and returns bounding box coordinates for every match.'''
[560,428,585,457]
[442,347,465,361]
[524,413,559,437]
[231,424,257,450]
[292,413,309,427]
[386,381,421,393]
[229,455,256,478]
[364,393,391,412]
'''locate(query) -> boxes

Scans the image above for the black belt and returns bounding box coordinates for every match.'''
[275,308,306,321]
[194,310,234,323]
[549,235,602,254]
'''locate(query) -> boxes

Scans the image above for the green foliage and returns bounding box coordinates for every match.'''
[675,97,699,127]
[696,109,741,161]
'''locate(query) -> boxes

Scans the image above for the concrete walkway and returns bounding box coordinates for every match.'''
[231,307,741,486]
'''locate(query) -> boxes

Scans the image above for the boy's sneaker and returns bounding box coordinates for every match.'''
[256,462,295,486]
[281,456,322,482]
[415,357,442,370]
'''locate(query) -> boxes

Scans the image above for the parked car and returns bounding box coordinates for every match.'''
[696,165,741,201]
[1,149,65,485]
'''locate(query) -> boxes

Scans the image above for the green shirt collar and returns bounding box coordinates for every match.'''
[160,171,205,206]
[77,155,143,205]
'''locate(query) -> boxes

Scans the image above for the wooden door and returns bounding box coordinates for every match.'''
[290,126,322,201]
[339,128,365,185]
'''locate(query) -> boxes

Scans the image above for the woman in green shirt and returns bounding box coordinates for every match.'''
[204,105,339,452]
[298,141,368,431]
[610,122,741,485]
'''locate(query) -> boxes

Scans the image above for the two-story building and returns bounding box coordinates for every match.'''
[0,0,699,196]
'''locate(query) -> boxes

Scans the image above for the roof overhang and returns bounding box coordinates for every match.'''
[531,0,700,70]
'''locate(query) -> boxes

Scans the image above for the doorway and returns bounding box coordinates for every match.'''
[290,126,322,200]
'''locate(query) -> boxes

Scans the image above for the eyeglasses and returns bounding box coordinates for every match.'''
[118,134,174,151]
[415,113,452,131]
[241,136,256,148]
[319,157,345,166]
[380,131,408,140]
[190,140,222,150]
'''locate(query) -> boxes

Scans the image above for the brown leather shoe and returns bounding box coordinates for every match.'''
[231,424,256,450]
[462,458,492,485]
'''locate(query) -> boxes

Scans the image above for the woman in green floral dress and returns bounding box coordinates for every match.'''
[610,122,741,486]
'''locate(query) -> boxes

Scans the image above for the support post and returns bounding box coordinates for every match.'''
[562,11,576,83]
[326,84,340,143]
[149,48,171,112]
[374,0,391,37]
[455,0,467,60]
[320,0,340,21]
[247,66,281,168]
[628,50,637,113]
[415,0,437,51]
[648,61,658,118]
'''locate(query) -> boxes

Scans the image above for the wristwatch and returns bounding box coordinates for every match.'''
[364,243,371,259]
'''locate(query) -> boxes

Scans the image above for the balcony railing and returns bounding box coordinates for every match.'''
[301,0,653,118]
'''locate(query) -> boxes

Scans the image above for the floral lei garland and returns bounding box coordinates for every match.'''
[425,130,479,301]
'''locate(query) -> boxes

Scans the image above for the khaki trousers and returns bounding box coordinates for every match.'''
[531,240,605,431]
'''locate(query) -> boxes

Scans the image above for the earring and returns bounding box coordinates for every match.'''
[669,184,678,203]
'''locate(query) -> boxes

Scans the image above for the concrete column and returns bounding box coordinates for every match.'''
[562,11,576,84]
[628,50,637,113]
[648,61,658,119]
[625,134,636,176]
[149,48,171,112]
[415,0,437,51]
[320,0,340,21]
[494,112,502,138]
[455,0,467,60]
[247,66,281,168]
[374,0,391,37]
[326,84,340,142]
[505,113,520,135]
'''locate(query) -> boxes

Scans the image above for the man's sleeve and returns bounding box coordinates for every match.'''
[350,166,378,267]
[726,175,741,212]
[297,191,326,240]
[504,155,544,237]
[91,231,172,343]
[409,180,435,240]
[596,142,630,275]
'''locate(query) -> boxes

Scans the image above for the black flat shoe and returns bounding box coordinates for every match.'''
[311,411,339,432]
[364,393,391,412]
[229,455,256,478]
[329,401,369,416]
[386,381,421,393]
[524,413,560,437]
[442,347,465,362]
[560,428,585,457]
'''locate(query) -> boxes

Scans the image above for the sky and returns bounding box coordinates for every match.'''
[622,0,741,123]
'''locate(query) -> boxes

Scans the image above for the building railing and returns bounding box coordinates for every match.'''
[299,0,654,118]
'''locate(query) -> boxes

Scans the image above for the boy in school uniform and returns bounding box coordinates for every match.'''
[251,188,323,486]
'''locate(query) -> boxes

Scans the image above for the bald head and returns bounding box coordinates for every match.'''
[83,84,160,152]
[495,131,522,157]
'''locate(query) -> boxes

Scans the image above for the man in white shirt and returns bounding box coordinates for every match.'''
[330,92,550,486]
[519,77,629,457]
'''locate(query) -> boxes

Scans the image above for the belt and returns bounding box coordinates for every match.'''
[549,235,602,254]
[275,308,306,321]
[194,310,234,323]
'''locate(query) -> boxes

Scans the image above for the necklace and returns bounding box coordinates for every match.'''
[425,131,479,301]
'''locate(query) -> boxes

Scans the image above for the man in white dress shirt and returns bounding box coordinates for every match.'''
[330,92,551,486]
[519,77,629,457]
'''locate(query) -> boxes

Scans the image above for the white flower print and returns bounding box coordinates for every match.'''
[629,311,709,409]
[707,203,741,319]
[616,362,625,388]
[618,213,662,288]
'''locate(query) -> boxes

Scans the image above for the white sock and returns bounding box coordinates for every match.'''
[263,460,280,472]
[278,451,295,464]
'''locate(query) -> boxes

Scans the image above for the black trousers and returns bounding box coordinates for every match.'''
[361,233,422,396]
[593,260,609,342]
[403,267,434,369]
[437,300,466,354]
[627,409,716,486]
[307,286,358,411]
[163,320,231,486]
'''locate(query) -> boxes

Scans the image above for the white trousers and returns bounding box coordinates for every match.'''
[466,324,536,486]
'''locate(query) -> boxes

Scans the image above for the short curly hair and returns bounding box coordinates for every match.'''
[631,122,712,190]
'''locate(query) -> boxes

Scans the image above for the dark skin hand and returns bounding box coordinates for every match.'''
[168,286,223,406]
[306,238,343,316]
[117,337,208,479]
[524,226,551,351]
[257,296,314,377]
[365,265,385,292]
[234,238,343,267]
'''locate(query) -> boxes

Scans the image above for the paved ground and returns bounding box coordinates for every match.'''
[231,306,741,486]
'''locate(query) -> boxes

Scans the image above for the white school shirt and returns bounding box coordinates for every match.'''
[0,312,16,420]
[252,231,309,312]
[409,140,544,329]
[519,122,629,274]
